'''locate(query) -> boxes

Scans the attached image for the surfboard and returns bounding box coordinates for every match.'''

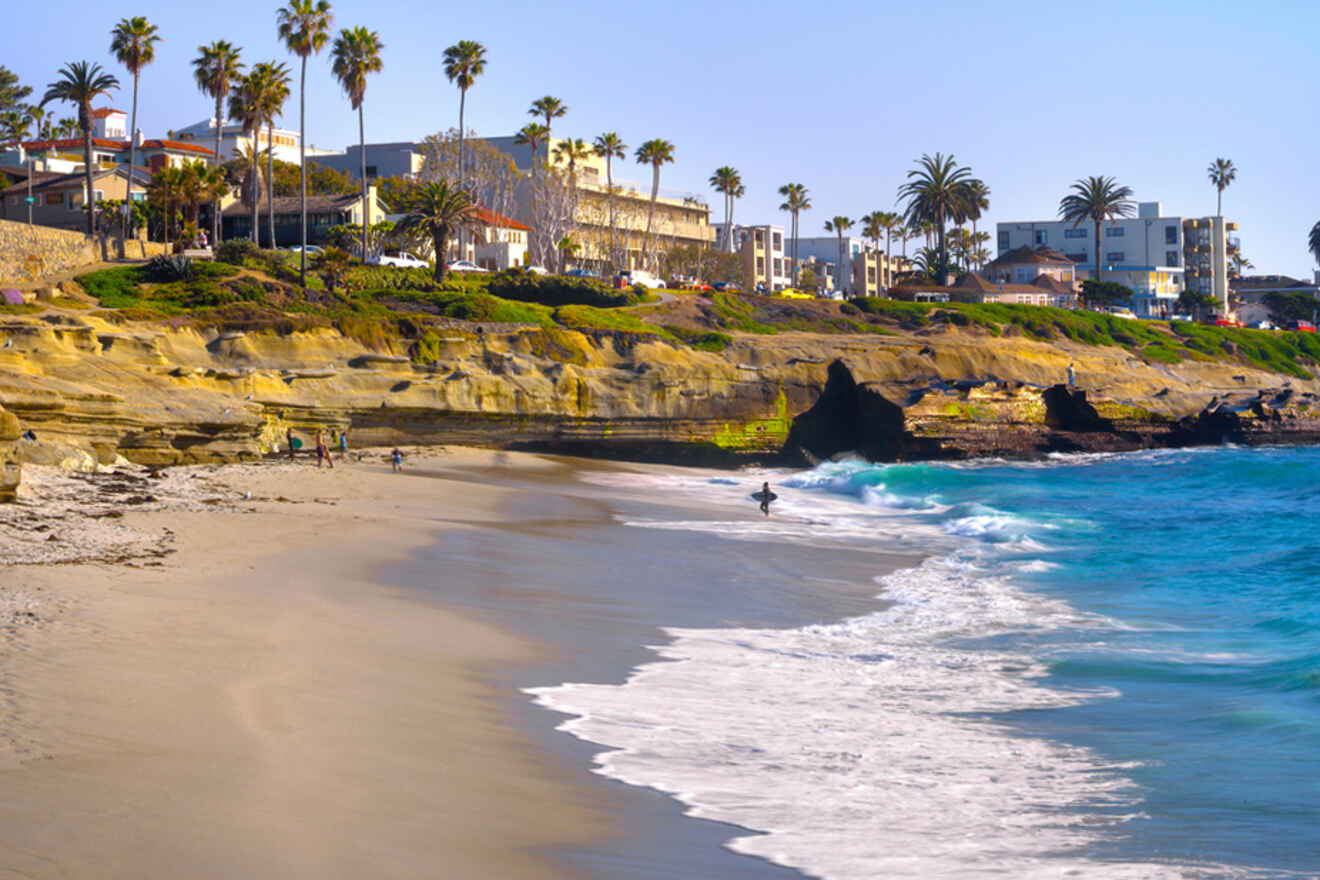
[751,490,778,503]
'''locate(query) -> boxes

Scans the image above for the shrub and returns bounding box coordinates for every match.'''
[145,254,195,282]
[488,268,641,308]
[664,324,734,352]
[215,238,258,266]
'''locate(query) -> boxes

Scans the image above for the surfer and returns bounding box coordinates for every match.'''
[753,481,777,517]
[286,427,296,461]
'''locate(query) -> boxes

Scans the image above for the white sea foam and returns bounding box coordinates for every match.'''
[528,554,1259,878]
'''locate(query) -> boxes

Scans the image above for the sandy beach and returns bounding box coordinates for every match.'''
[0,449,615,879]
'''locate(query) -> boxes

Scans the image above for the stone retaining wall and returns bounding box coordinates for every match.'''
[0,219,99,283]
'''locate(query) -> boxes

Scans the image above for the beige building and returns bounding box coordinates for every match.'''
[487,135,714,273]
[0,166,152,230]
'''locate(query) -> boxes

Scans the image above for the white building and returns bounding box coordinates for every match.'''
[714,223,793,291]
[91,107,128,139]
[996,201,1239,317]
[795,235,872,295]
[172,118,338,165]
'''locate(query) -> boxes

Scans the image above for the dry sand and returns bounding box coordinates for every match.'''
[0,449,612,879]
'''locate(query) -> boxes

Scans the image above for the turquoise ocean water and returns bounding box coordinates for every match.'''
[533,446,1320,878]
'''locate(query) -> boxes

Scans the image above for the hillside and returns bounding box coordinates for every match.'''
[2,255,1319,494]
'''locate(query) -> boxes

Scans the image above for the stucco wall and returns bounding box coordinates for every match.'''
[0,219,99,283]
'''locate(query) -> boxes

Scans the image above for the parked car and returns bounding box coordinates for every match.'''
[627,271,667,289]
[1249,320,1277,330]
[1213,314,1243,328]
[368,251,428,269]
[711,281,738,292]
[1105,305,1136,319]
[525,265,550,276]
[564,267,599,279]
[1285,319,1317,333]
[446,260,489,273]
[284,244,324,256]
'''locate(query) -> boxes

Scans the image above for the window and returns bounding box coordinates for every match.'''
[1064,227,1087,239]
[46,190,64,205]
[365,165,378,178]
[1034,230,1047,245]
[1105,226,1125,237]
[754,230,764,246]
[772,232,782,250]
[867,267,876,282]
[756,256,765,273]
[1065,252,1087,263]
[1165,225,1178,244]
[998,231,1010,251]
[6,195,15,205]
[1165,250,1179,267]
[773,258,783,275]
[1106,252,1125,263]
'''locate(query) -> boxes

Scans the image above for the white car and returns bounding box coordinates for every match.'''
[627,271,667,289]
[525,265,550,276]
[369,251,429,269]
[446,260,489,273]
[284,244,324,256]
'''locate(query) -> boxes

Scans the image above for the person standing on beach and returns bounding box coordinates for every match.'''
[286,427,297,461]
[339,429,349,461]
[391,448,403,473]
[1067,362,1077,388]
[316,431,334,469]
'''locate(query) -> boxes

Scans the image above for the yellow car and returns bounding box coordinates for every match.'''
[774,288,816,300]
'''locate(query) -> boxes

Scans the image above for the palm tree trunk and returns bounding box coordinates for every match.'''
[936,210,947,284]
[213,94,223,245]
[359,103,368,259]
[433,225,447,282]
[605,157,615,272]
[1094,217,1102,295]
[642,165,658,268]
[82,120,96,238]
[123,71,140,243]
[266,123,276,249]
[299,55,307,289]
[791,212,799,288]
[1217,188,1222,217]
[457,88,466,258]
[250,141,259,245]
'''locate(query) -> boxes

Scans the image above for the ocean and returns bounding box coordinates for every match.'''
[527,446,1320,879]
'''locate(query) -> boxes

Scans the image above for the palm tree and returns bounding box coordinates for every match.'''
[228,71,265,243]
[395,180,477,282]
[277,0,335,288]
[332,27,384,257]
[148,165,185,249]
[1309,221,1320,268]
[552,137,591,188]
[192,40,244,245]
[593,131,626,270]
[897,152,974,285]
[252,61,292,249]
[1207,158,1236,217]
[55,117,76,138]
[709,166,744,255]
[823,216,854,295]
[27,106,48,140]
[634,138,674,269]
[528,95,566,136]
[1058,175,1136,288]
[778,183,811,287]
[964,178,990,254]
[442,40,485,183]
[41,62,119,237]
[110,17,160,242]
[514,122,550,180]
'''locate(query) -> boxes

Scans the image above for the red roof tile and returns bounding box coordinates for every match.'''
[91,107,125,118]
[472,205,529,231]
[139,139,215,155]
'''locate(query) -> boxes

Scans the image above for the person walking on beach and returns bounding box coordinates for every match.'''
[755,481,776,517]
[339,429,349,461]
[391,448,403,473]
[286,427,297,461]
[315,431,334,469]
[1067,362,1077,388]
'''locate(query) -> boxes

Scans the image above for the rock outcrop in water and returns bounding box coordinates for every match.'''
[1,309,1319,472]
[0,403,19,501]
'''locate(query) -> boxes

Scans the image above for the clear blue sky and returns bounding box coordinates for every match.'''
[10,0,1319,276]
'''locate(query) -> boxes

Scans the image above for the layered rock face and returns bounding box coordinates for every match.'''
[0,403,19,501]
[0,310,1318,470]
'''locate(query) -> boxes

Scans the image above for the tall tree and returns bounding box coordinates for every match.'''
[1207,157,1236,217]
[192,40,244,245]
[778,182,810,288]
[110,16,160,241]
[41,62,119,237]
[228,71,265,243]
[277,0,334,287]
[964,178,990,253]
[148,164,185,250]
[528,95,566,136]
[897,152,973,285]
[1308,221,1320,269]
[332,27,383,257]
[395,180,477,282]
[26,106,48,140]
[824,216,854,295]
[551,137,590,188]
[442,40,485,184]
[0,66,33,117]
[709,166,744,255]
[634,138,674,269]
[252,61,291,248]
[593,131,626,271]
[1058,175,1136,289]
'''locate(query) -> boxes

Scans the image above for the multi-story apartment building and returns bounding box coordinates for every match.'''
[317,142,425,181]
[487,135,714,273]
[996,202,1239,317]
[714,223,792,291]
[173,117,338,165]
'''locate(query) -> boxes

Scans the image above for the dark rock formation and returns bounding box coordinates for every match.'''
[1042,385,1113,431]
[783,360,933,463]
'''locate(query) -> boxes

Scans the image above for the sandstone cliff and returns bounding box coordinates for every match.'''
[1,303,1318,497]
